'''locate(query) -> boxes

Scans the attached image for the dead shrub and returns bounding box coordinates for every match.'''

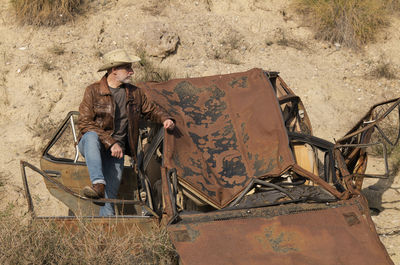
[212,49,224,60]
[373,139,400,175]
[10,0,88,26]
[209,31,245,64]
[0,173,5,188]
[135,49,174,83]
[292,0,391,49]
[385,0,400,11]
[275,31,308,51]
[41,61,56,71]
[27,116,58,143]
[388,144,400,174]
[220,32,243,50]
[0,214,177,264]
[368,102,400,174]
[0,75,9,106]
[370,60,397,79]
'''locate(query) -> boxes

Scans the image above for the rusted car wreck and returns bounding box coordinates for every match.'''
[21,68,398,264]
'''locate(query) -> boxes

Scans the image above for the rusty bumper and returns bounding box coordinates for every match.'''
[168,196,393,265]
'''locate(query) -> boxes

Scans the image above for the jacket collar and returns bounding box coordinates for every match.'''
[99,74,112,95]
[99,74,135,96]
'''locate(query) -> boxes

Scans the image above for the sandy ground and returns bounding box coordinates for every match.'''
[0,0,399,263]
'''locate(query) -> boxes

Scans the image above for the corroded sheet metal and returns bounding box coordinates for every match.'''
[140,68,295,208]
[40,158,137,199]
[168,198,393,265]
[39,158,139,216]
[40,158,92,194]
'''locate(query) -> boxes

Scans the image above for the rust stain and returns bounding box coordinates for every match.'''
[170,225,200,242]
[256,227,298,253]
[343,212,361,226]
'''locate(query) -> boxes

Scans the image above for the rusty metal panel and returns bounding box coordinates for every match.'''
[40,158,91,193]
[141,68,295,208]
[37,158,139,216]
[168,197,393,265]
[40,158,137,198]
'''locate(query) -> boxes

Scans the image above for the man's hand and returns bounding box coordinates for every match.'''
[163,119,175,130]
[110,143,124,159]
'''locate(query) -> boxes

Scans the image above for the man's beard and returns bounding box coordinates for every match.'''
[121,76,132,84]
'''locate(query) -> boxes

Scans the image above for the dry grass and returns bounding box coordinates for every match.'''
[382,125,400,174]
[374,135,400,175]
[389,144,400,174]
[41,61,56,71]
[370,60,397,79]
[10,0,88,26]
[220,32,242,50]
[0,213,177,265]
[135,49,174,83]
[49,45,66,56]
[264,28,308,51]
[27,116,58,143]
[385,0,400,11]
[292,0,393,49]
[275,30,308,51]
[0,172,5,188]
[0,75,9,106]
[209,31,245,64]
[368,102,400,173]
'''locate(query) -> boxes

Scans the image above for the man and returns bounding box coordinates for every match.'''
[78,49,174,216]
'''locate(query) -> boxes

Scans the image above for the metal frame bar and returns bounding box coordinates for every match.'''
[338,98,400,143]
[70,115,79,163]
[42,111,79,158]
[335,142,389,179]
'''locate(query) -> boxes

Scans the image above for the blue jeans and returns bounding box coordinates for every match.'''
[78,131,124,216]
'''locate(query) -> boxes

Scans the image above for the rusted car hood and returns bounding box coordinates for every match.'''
[140,68,294,208]
[168,197,393,265]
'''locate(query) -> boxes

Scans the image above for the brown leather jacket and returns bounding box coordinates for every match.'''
[78,75,171,161]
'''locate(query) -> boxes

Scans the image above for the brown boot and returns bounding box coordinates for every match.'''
[83,183,105,199]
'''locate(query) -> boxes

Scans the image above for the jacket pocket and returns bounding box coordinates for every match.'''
[94,103,112,115]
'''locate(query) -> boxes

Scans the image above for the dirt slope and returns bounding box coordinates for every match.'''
[0,0,399,262]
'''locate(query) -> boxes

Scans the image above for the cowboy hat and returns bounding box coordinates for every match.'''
[98,49,141,72]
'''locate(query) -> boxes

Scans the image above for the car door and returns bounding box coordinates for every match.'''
[21,111,159,233]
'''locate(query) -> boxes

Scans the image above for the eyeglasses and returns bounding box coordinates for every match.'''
[117,64,133,71]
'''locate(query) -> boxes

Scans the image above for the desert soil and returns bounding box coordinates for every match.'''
[0,0,399,263]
